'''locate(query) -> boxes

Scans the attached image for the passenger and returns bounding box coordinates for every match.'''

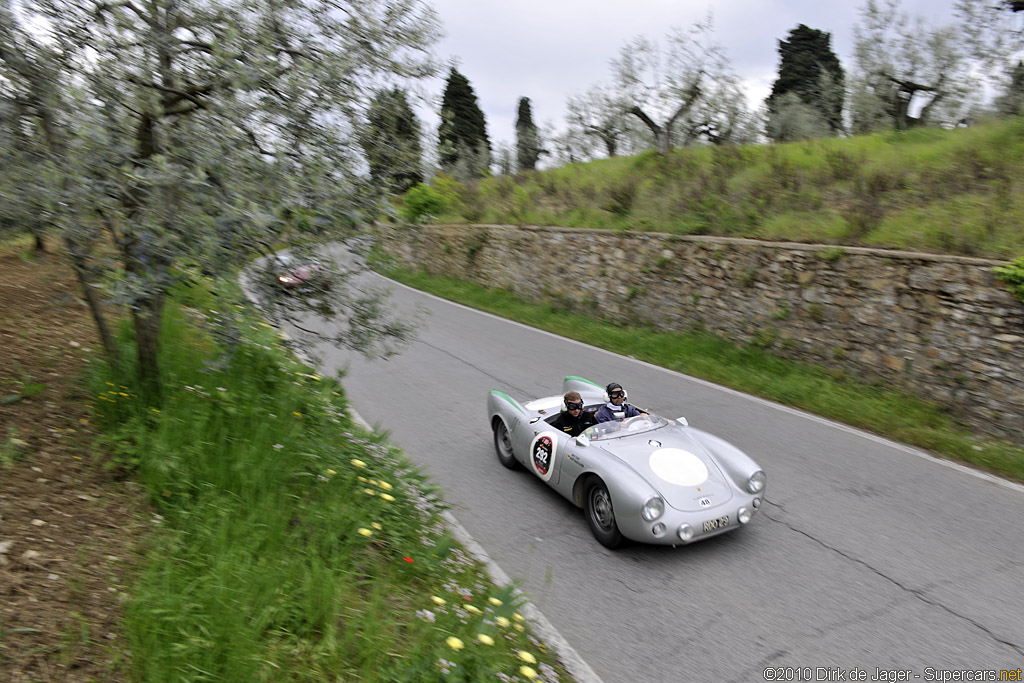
[549,391,598,437]
[595,382,647,423]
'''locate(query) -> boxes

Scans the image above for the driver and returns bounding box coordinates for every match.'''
[550,391,598,437]
[595,382,647,423]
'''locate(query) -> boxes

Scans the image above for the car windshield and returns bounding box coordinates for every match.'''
[581,414,670,441]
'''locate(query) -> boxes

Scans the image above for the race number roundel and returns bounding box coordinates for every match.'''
[529,432,559,482]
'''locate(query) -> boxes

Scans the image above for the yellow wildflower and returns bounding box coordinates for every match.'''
[495,617,510,627]
[518,651,537,664]
[377,480,393,491]
[431,596,446,606]
[380,493,395,502]
[445,636,464,651]
[350,459,367,468]
[363,488,375,496]
[371,522,383,531]
[520,666,538,679]
[476,634,494,645]
[488,597,502,607]
[292,411,302,418]
[464,604,482,615]
[325,469,336,476]
[514,624,525,633]
[512,613,525,622]
[357,528,373,537]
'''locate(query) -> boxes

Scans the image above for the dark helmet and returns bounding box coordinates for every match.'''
[605,382,627,401]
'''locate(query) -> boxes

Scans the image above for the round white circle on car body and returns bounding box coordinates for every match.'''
[649,448,709,487]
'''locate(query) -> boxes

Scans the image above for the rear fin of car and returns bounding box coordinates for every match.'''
[562,375,603,398]
[488,389,525,414]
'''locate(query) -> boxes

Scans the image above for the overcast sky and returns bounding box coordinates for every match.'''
[417,0,960,150]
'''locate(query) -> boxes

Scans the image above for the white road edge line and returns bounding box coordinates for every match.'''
[378,272,1024,496]
[347,410,605,683]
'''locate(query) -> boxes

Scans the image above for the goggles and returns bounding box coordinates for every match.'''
[608,390,624,399]
[565,401,584,411]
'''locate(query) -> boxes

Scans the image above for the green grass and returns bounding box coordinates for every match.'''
[89,279,570,682]
[415,117,1024,259]
[380,265,1024,484]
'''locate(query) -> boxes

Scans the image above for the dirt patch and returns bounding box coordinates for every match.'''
[1,245,145,681]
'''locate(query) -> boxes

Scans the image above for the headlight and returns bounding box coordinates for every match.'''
[738,507,752,524]
[746,470,766,494]
[677,523,694,542]
[641,496,665,522]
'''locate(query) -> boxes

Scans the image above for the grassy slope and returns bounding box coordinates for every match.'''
[87,278,570,682]
[424,118,1024,260]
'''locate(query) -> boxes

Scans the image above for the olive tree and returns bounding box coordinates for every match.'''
[611,17,746,154]
[956,0,1024,116]
[850,0,973,132]
[565,84,633,159]
[0,0,440,398]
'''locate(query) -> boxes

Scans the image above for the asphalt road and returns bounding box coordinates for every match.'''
[303,268,1024,683]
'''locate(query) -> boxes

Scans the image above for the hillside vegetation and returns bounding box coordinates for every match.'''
[410,118,1024,260]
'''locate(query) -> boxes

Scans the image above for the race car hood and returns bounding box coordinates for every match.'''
[598,427,734,512]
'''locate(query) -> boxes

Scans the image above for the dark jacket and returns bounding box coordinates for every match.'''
[550,409,598,437]
[595,402,643,423]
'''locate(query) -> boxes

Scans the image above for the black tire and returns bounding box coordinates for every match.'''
[584,479,623,549]
[493,420,518,470]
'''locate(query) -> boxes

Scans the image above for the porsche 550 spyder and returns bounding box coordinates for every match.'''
[486,376,766,549]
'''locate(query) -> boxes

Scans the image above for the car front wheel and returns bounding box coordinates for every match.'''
[585,479,623,549]
[493,420,518,469]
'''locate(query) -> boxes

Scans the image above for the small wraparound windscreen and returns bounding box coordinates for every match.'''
[581,414,669,441]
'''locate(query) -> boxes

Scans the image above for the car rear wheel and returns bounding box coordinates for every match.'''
[493,420,518,469]
[585,479,623,549]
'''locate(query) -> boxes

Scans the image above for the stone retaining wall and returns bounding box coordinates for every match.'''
[376,223,1024,444]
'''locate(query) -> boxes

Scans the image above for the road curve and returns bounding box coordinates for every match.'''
[308,270,1024,683]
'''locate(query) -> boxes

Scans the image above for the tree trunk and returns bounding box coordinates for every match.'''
[604,136,618,157]
[131,291,164,402]
[630,79,701,155]
[629,106,671,155]
[63,236,121,364]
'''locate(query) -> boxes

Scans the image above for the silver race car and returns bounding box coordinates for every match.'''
[487,376,766,548]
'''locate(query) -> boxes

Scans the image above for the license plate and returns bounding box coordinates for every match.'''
[703,516,729,533]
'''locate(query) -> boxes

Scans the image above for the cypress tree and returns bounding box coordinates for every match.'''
[515,97,542,171]
[767,25,845,137]
[438,67,491,178]
[361,88,423,193]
